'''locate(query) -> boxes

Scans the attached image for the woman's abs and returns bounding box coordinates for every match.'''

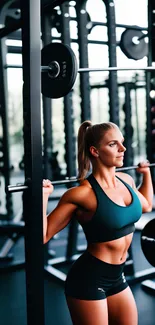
[87,232,133,264]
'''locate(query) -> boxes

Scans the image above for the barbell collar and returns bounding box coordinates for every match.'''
[41,65,51,72]
[43,61,60,79]
[132,37,141,45]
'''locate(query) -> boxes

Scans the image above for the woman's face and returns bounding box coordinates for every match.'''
[90,127,126,167]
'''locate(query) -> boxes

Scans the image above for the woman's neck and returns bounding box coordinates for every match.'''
[92,166,118,188]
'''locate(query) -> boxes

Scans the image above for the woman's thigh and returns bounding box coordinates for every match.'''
[66,296,108,325]
[107,287,138,325]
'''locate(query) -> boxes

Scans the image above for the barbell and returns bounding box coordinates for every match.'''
[42,42,155,98]
[41,26,148,97]
[7,162,155,193]
[6,40,152,99]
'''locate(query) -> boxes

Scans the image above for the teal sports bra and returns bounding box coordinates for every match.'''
[81,174,142,243]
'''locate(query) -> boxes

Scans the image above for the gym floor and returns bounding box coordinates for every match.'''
[0,184,155,325]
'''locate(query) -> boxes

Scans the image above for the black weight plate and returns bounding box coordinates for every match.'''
[120,28,148,61]
[141,219,155,267]
[41,42,78,98]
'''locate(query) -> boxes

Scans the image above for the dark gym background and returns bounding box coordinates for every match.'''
[0,0,155,325]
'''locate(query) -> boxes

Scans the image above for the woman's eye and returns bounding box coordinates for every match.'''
[109,143,115,147]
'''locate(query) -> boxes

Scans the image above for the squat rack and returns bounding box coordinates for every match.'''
[2,1,155,325]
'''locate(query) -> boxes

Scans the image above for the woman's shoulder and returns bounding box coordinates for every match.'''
[116,171,134,187]
[59,179,92,203]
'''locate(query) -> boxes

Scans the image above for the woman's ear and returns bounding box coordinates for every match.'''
[89,146,99,158]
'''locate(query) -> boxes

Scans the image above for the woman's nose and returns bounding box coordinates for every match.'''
[119,143,126,152]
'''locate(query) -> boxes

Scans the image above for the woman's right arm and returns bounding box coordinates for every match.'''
[43,180,80,244]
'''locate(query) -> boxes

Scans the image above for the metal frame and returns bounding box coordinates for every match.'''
[104,0,119,126]
[76,0,91,121]
[133,75,141,159]
[60,2,78,261]
[0,37,13,219]
[70,17,148,32]
[146,0,155,186]
[141,0,155,294]
[60,2,76,178]
[21,0,45,324]
[42,12,54,181]
[2,16,148,42]
[123,82,134,168]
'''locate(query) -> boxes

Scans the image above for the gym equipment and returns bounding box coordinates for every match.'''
[6,162,155,193]
[120,28,148,60]
[141,219,155,294]
[0,35,13,219]
[1,2,152,323]
[5,42,155,99]
[41,43,78,98]
[0,220,24,236]
[0,220,24,263]
[141,219,155,267]
[0,206,25,270]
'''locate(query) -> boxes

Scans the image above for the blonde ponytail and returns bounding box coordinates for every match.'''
[77,120,92,179]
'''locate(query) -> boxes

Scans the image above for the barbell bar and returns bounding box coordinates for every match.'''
[116,163,155,171]
[5,64,155,73]
[79,67,155,72]
[7,162,155,193]
[5,61,155,99]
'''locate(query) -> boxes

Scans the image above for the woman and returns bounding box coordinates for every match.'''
[43,121,153,325]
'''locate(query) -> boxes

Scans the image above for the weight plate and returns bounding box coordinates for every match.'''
[41,42,78,98]
[120,28,148,61]
[141,219,155,267]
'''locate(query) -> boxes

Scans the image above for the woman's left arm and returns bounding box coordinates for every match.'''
[133,161,154,212]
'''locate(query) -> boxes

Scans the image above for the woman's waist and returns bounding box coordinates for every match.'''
[87,234,133,265]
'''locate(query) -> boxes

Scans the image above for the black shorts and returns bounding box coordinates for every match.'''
[65,250,128,300]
